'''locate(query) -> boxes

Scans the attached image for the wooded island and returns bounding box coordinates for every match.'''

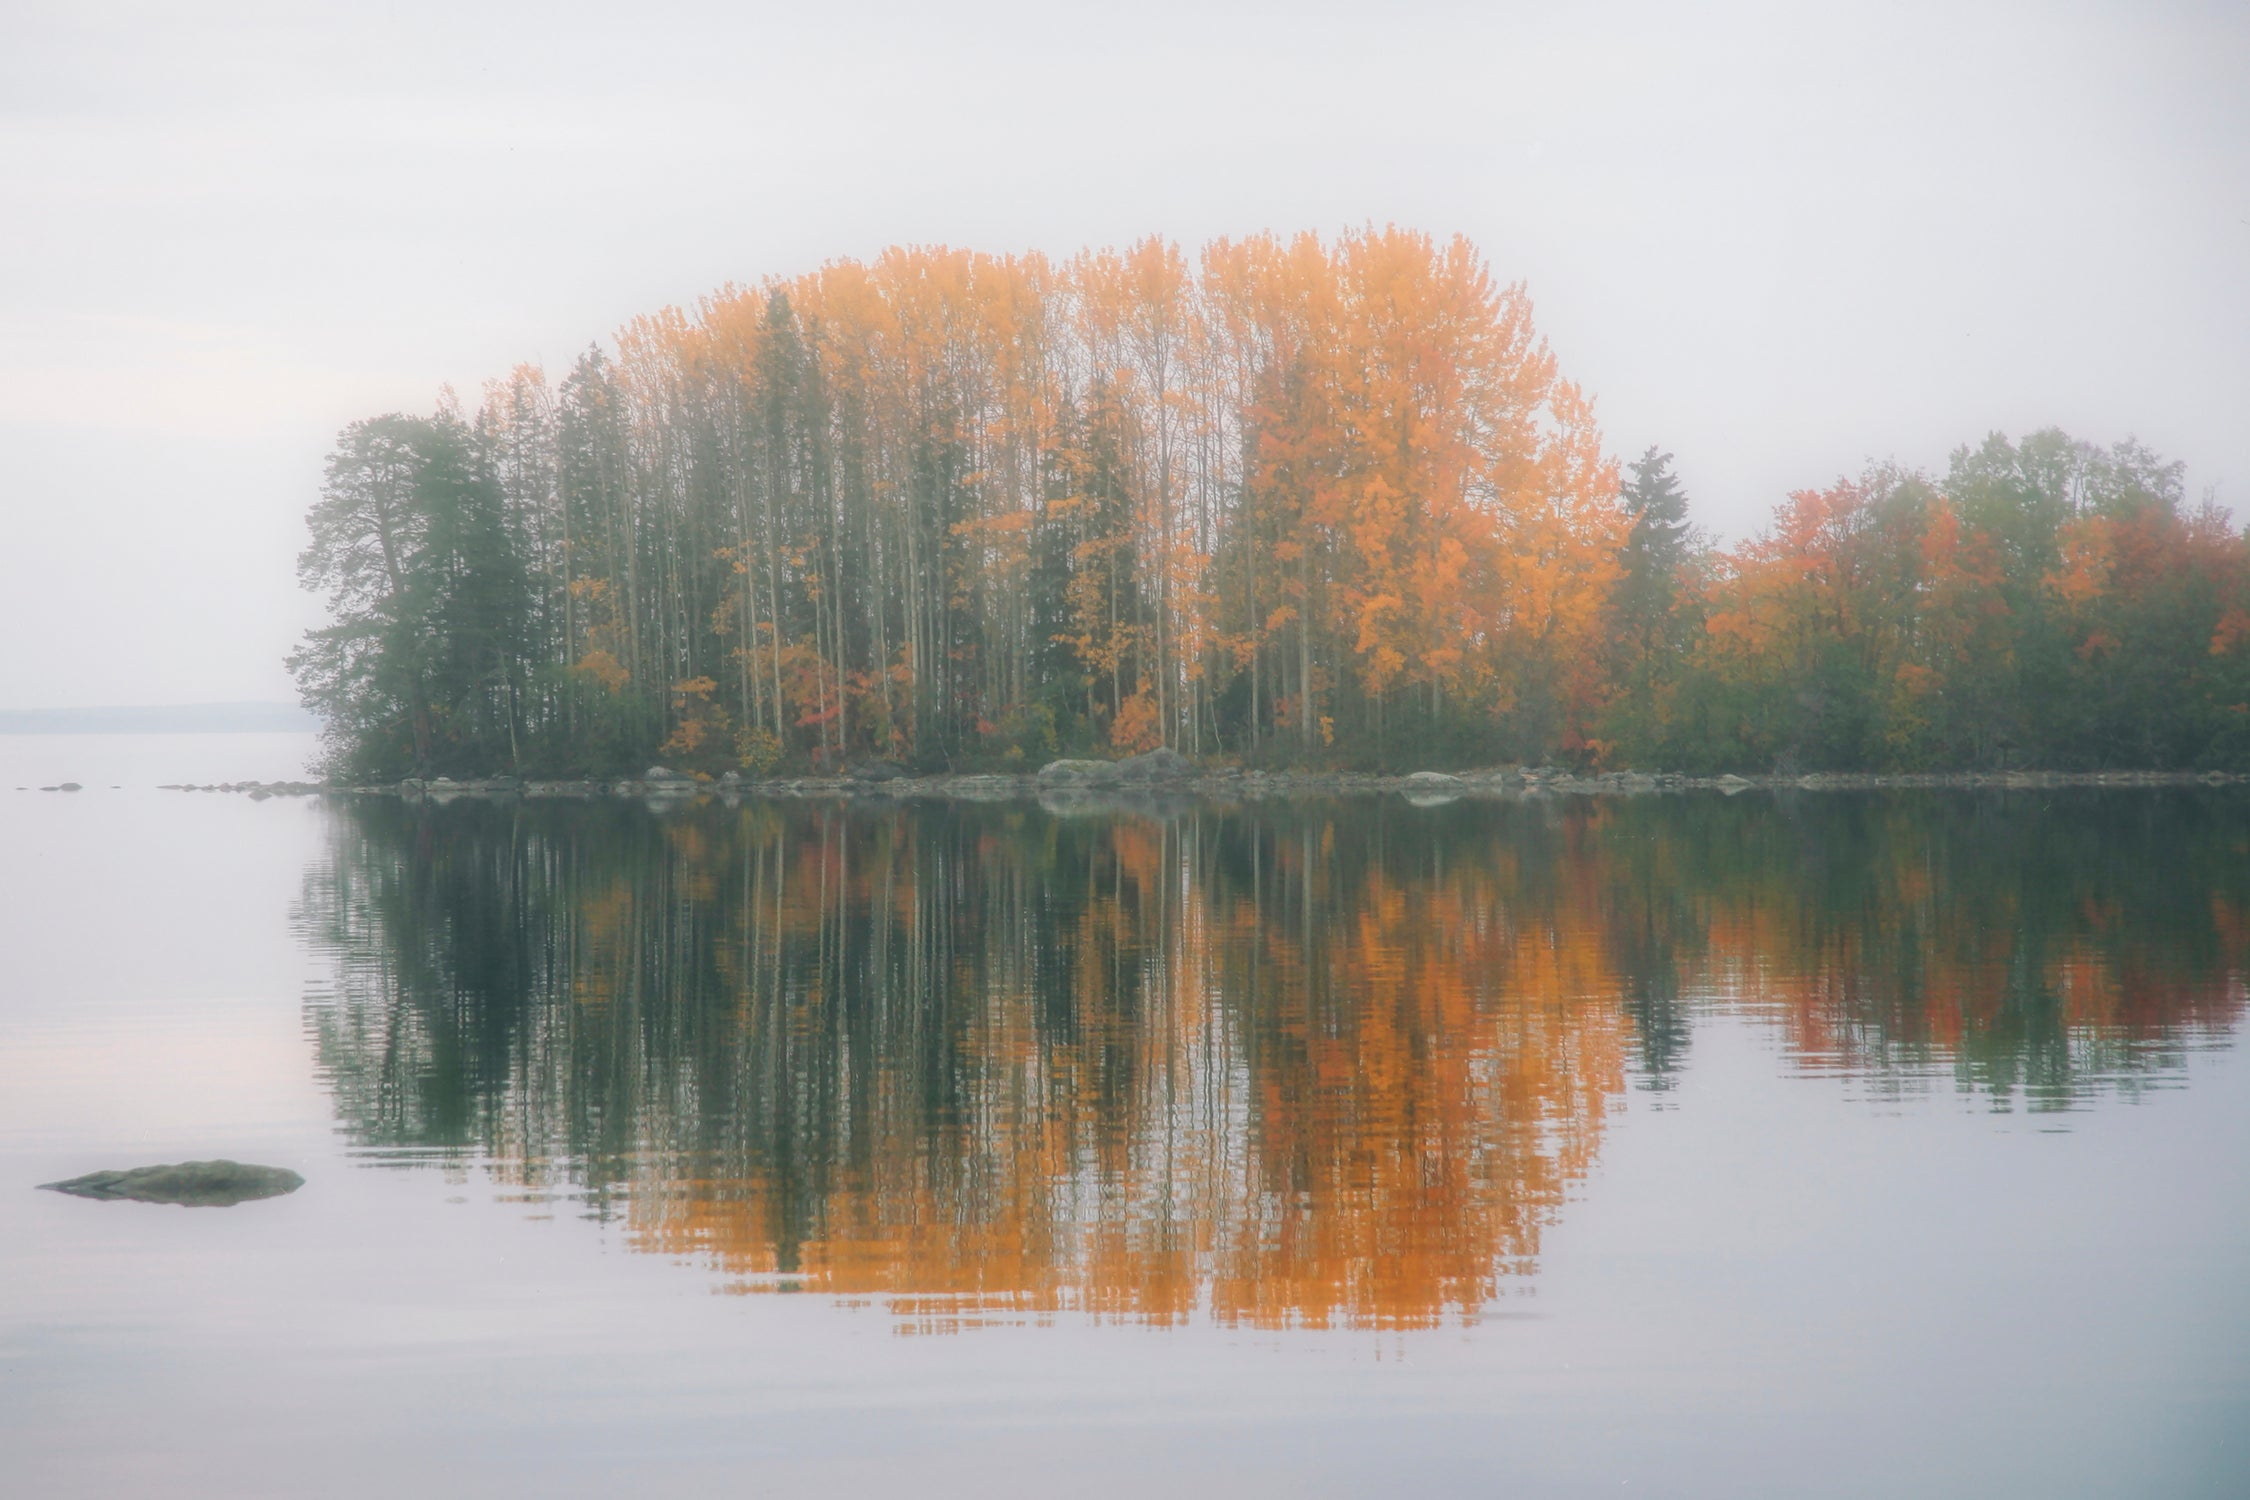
[293,228,2250,779]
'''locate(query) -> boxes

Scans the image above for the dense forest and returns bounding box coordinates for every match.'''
[291,228,2250,778]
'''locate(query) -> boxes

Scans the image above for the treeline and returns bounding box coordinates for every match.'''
[292,228,2250,778]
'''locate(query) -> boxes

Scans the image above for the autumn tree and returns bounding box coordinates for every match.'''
[1630,432,2250,772]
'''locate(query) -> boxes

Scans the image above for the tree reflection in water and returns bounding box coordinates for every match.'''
[296,792,2249,1329]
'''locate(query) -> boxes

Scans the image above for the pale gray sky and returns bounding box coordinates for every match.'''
[3,0,2245,708]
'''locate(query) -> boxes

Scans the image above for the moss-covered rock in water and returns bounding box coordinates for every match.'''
[39,1160,304,1207]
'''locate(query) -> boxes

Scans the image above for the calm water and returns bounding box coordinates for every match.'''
[3,736,2246,1497]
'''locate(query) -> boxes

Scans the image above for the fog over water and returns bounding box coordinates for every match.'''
[3,0,2245,709]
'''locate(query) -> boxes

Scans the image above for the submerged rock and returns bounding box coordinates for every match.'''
[39,1159,304,1207]
[1038,786,1199,819]
[1401,770,1465,807]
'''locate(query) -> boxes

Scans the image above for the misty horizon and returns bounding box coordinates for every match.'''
[0,701,315,732]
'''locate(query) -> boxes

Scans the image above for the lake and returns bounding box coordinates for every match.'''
[2,735,2245,1497]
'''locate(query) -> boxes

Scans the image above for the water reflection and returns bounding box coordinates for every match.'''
[297,793,2249,1328]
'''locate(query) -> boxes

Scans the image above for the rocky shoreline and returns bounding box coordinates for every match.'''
[147,751,2250,806]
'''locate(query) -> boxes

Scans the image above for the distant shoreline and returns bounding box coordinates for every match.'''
[0,703,316,735]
